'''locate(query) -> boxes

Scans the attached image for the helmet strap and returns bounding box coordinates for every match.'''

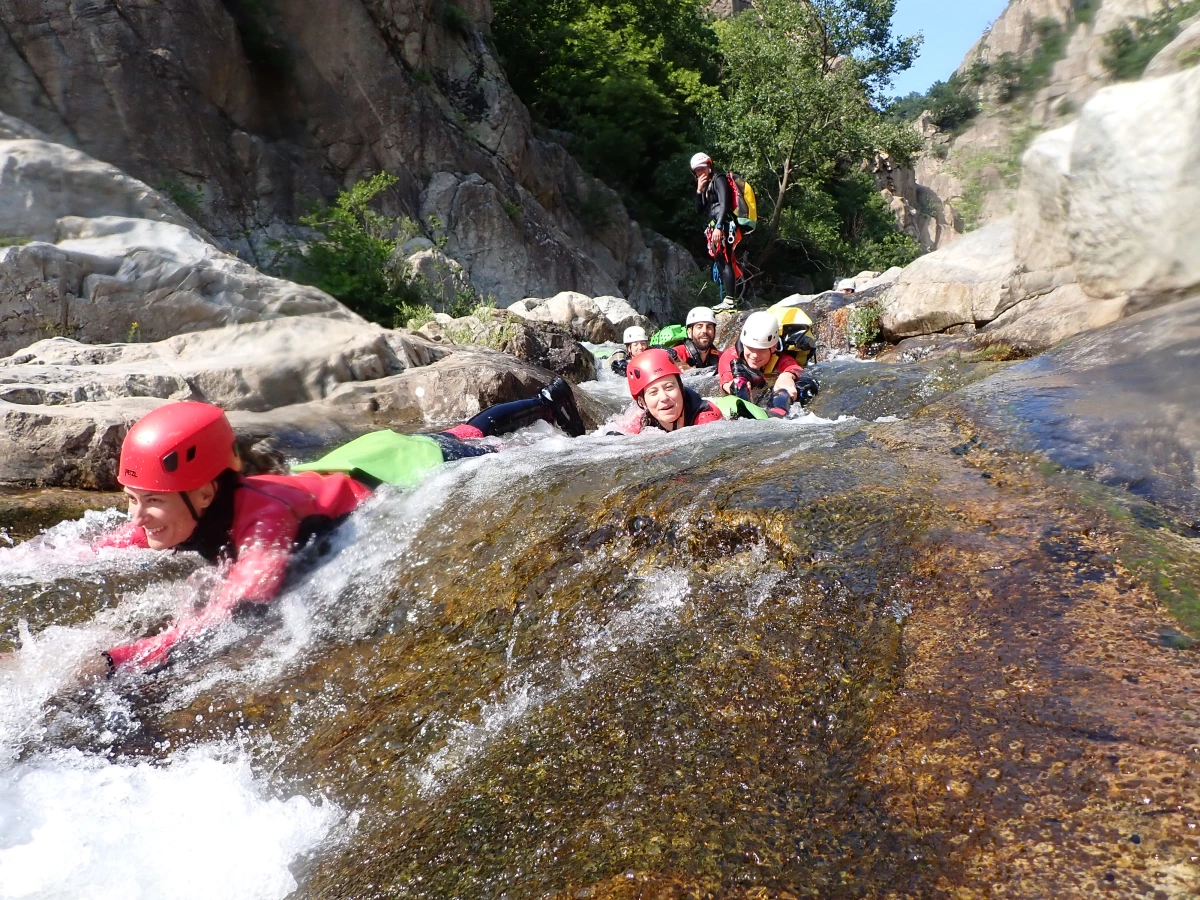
[179,490,201,522]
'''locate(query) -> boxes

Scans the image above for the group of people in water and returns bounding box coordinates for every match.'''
[64,304,820,678]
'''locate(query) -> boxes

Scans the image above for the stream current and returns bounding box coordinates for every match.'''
[1,355,1197,899]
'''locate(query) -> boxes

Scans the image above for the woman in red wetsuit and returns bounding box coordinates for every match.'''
[84,380,586,675]
[623,349,724,435]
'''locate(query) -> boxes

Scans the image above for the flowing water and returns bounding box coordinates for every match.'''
[1,357,1198,900]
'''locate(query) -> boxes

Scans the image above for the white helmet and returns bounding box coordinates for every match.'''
[685,306,717,327]
[689,152,713,172]
[836,278,857,292]
[623,325,648,344]
[740,311,781,350]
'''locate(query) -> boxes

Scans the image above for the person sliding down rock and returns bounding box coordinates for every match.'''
[718,311,820,417]
[609,326,650,377]
[621,349,724,435]
[79,381,586,676]
[668,306,721,370]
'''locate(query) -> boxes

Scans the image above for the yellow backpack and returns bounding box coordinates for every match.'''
[728,173,758,232]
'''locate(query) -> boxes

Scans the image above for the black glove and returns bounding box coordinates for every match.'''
[612,357,628,376]
[666,347,680,364]
[796,373,820,405]
[730,359,761,385]
[767,389,791,418]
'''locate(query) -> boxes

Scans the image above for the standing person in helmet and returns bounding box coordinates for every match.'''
[622,349,724,435]
[668,306,722,370]
[718,311,820,418]
[83,381,587,675]
[609,325,650,377]
[691,152,742,305]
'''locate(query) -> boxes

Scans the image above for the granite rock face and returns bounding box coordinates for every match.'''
[0,0,693,311]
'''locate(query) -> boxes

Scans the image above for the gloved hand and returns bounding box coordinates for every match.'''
[767,389,791,418]
[796,373,820,405]
[729,376,751,401]
[730,359,762,385]
[666,348,680,364]
[612,358,628,376]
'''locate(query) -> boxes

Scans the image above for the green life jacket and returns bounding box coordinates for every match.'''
[291,430,447,488]
[711,395,769,420]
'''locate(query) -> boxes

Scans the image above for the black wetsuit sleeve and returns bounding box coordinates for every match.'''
[712,174,733,228]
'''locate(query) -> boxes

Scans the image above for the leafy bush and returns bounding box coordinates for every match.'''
[846,301,883,348]
[1103,0,1200,81]
[281,173,473,328]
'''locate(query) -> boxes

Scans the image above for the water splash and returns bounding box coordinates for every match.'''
[0,745,343,900]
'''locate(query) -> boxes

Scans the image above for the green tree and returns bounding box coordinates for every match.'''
[709,0,922,274]
[491,0,719,237]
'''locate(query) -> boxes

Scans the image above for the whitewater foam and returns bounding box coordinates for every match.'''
[0,745,343,900]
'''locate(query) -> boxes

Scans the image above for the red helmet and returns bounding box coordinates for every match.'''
[627,349,682,399]
[118,402,238,492]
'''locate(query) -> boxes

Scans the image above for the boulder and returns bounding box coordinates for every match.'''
[0,317,445,412]
[0,217,358,356]
[980,283,1130,352]
[322,347,609,430]
[419,309,596,382]
[1143,16,1200,79]
[1068,66,1200,306]
[0,319,598,488]
[591,295,650,334]
[880,219,1018,338]
[401,244,471,308]
[0,138,208,243]
[506,291,618,343]
[1011,123,1077,300]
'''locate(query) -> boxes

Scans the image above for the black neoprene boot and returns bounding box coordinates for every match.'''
[539,377,587,437]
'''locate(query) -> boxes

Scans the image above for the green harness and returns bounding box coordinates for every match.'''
[292,430,447,488]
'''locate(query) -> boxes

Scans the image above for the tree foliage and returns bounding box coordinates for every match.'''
[491,0,925,291]
[492,0,719,234]
[708,0,922,283]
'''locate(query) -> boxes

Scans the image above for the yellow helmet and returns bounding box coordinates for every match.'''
[769,305,813,330]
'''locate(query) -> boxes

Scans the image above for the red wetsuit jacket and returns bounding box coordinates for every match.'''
[669,341,721,370]
[625,386,724,435]
[717,345,802,392]
[96,471,372,672]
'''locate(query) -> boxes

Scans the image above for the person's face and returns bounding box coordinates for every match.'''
[642,376,684,427]
[743,344,774,369]
[627,340,649,356]
[688,322,716,350]
[693,164,711,182]
[124,483,215,550]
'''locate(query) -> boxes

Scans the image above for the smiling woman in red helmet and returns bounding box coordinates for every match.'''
[622,348,724,434]
[84,383,586,675]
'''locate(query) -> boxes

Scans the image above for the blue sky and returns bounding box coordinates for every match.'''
[887,0,1012,97]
